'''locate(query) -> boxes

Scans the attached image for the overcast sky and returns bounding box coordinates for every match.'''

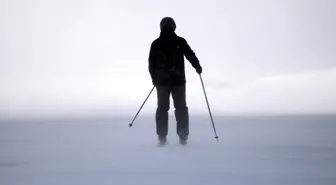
[1,0,335,118]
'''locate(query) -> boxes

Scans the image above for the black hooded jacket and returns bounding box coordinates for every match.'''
[148,31,202,86]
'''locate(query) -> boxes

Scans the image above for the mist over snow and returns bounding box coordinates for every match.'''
[1,68,335,119]
[194,68,336,115]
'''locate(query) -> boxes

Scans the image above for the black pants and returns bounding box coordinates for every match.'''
[155,84,189,137]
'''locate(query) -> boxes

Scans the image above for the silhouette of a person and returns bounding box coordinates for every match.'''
[148,17,202,145]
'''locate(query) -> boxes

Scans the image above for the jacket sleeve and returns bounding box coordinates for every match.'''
[181,38,202,70]
[148,42,156,82]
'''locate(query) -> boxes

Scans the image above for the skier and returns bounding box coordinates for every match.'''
[148,17,203,145]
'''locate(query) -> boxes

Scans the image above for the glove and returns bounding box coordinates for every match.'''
[196,66,202,74]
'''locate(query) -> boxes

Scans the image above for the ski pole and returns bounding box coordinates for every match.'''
[199,74,219,141]
[129,86,155,127]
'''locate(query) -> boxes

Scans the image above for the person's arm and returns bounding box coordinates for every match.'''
[148,42,156,85]
[181,38,202,74]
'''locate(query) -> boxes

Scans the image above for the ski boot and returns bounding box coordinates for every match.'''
[158,135,167,146]
[179,135,188,145]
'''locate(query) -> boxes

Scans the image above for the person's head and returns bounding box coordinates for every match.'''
[160,17,176,32]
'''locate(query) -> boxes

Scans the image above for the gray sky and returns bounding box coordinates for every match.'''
[1,0,335,118]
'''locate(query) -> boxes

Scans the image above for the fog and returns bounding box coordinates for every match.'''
[1,0,335,119]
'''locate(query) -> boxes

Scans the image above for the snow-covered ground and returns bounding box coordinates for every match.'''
[1,115,335,185]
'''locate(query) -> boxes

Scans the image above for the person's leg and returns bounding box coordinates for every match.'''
[171,84,189,141]
[155,86,171,140]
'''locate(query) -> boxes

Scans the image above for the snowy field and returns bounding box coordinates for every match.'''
[1,115,336,185]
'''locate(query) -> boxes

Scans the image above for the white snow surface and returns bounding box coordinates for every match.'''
[1,115,336,185]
